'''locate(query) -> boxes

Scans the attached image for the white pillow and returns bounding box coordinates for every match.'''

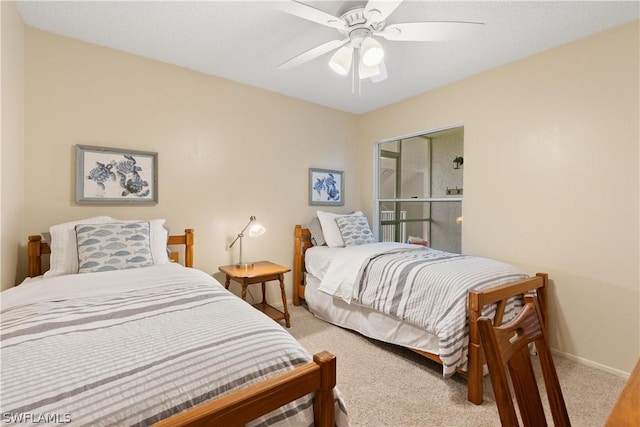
[44,216,114,277]
[147,219,170,265]
[317,210,366,248]
[44,217,169,277]
[307,217,326,246]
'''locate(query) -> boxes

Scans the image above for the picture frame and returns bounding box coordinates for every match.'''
[76,145,158,204]
[309,168,344,206]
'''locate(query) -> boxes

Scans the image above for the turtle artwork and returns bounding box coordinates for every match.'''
[116,155,150,197]
[78,145,156,203]
[309,168,343,206]
[121,173,150,197]
[313,173,340,202]
[87,161,116,190]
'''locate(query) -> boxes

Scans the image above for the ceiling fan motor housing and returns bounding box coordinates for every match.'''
[339,8,385,47]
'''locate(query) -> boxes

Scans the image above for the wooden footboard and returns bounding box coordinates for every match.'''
[293,224,548,404]
[27,229,195,277]
[467,273,548,404]
[154,351,336,427]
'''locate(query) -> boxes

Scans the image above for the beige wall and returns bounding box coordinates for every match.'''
[21,29,359,304]
[358,21,640,374]
[1,1,25,288]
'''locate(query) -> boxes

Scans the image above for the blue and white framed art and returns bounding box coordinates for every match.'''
[76,145,158,204]
[309,168,344,206]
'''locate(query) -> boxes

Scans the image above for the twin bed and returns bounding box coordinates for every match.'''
[2,217,347,426]
[293,221,548,405]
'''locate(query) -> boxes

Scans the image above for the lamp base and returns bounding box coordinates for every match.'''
[235,262,254,269]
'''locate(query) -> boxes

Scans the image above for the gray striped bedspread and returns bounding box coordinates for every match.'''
[318,243,528,376]
[1,264,348,426]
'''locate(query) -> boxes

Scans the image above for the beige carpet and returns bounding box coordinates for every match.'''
[286,304,626,427]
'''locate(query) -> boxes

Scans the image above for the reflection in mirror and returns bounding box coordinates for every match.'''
[379,156,397,199]
[377,126,463,253]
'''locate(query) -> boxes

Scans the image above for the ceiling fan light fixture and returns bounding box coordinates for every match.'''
[359,61,380,79]
[329,46,353,75]
[361,36,384,66]
[277,0,485,93]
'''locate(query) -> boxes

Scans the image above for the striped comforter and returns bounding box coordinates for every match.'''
[1,264,348,426]
[318,243,528,376]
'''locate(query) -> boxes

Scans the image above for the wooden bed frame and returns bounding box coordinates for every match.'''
[293,224,548,405]
[25,228,338,426]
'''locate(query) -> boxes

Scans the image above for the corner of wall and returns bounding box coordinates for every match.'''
[1,1,26,289]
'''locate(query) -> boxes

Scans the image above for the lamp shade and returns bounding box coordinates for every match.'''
[248,222,266,237]
[359,61,380,79]
[361,37,384,66]
[228,215,266,269]
[329,46,353,75]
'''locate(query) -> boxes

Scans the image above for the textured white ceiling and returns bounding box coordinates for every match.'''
[16,1,639,114]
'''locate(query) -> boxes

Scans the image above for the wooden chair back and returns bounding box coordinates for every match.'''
[478,299,571,427]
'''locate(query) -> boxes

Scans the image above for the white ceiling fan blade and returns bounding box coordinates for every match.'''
[364,0,403,23]
[276,1,346,31]
[278,38,349,70]
[379,21,485,41]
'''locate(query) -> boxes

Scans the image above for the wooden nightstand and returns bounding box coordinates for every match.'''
[219,261,291,328]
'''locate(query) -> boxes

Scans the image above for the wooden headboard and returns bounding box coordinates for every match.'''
[27,228,195,278]
[293,225,313,306]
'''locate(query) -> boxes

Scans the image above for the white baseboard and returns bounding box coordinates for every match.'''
[551,348,630,379]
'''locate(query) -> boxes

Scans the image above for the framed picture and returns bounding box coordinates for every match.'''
[76,145,158,204]
[309,168,344,206]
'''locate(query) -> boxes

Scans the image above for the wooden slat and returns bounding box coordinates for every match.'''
[153,351,336,427]
[478,300,570,426]
[469,274,547,312]
[167,228,194,267]
[293,225,312,305]
[27,235,49,277]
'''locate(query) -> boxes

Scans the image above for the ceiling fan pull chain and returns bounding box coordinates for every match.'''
[352,48,361,97]
[357,49,363,97]
[357,61,362,97]
[351,48,356,96]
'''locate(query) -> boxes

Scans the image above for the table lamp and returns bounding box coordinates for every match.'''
[228,215,266,268]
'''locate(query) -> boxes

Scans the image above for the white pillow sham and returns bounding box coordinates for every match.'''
[44,217,168,277]
[44,216,113,277]
[316,210,366,248]
[307,217,326,246]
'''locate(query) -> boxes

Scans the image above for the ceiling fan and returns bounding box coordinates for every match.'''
[276,0,484,89]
